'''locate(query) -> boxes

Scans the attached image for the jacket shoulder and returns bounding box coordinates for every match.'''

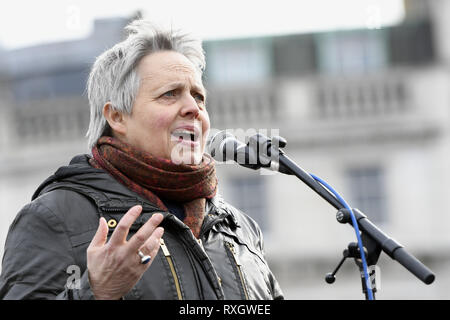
[30,188,100,235]
[212,195,265,253]
[0,196,77,299]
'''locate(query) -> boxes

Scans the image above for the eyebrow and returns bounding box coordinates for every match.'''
[160,81,206,96]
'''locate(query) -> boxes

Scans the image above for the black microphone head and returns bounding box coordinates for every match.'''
[208,130,293,174]
[207,130,245,162]
[207,130,233,162]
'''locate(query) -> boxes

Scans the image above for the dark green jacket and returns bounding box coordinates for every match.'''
[0,155,283,300]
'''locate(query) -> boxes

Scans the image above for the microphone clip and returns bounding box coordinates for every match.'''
[237,133,291,174]
[207,129,292,175]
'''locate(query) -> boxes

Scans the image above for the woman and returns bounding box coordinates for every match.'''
[0,19,283,300]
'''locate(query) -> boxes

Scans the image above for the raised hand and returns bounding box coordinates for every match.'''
[86,205,164,300]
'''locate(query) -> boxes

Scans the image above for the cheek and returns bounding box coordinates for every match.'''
[201,111,211,135]
[149,115,176,158]
[135,111,175,150]
[153,114,174,132]
[153,113,179,149]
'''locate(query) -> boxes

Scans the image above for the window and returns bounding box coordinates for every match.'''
[346,166,387,224]
[229,176,268,232]
[315,30,388,75]
[12,70,87,102]
[205,39,272,86]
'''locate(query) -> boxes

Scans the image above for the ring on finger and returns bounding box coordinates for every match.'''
[138,250,151,264]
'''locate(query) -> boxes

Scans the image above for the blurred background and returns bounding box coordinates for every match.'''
[1,0,449,299]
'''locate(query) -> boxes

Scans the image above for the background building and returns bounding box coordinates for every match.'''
[0,0,449,299]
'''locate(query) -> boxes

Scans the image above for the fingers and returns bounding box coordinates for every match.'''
[89,217,109,248]
[86,207,165,300]
[136,226,164,267]
[140,227,164,256]
[108,205,143,247]
[127,213,164,252]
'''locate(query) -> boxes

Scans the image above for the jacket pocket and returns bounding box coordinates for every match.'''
[215,224,267,266]
[69,229,97,248]
[221,235,274,300]
[159,238,183,300]
[224,240,250,300]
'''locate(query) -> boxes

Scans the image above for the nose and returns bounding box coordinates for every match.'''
[179,94,201,119]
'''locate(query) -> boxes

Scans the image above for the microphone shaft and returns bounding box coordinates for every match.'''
[353,209,435,284]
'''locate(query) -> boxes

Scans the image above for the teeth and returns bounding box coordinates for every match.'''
[173,130,195,135]
[172,130,198,141]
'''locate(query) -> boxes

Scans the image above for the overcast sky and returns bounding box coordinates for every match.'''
[0,0,405,50]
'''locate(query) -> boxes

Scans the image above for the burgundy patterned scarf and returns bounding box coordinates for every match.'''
[90,136,218,238]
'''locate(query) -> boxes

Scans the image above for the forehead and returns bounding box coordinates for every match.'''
[137,51,203,89]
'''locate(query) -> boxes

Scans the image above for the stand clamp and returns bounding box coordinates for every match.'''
[324,208,383,299]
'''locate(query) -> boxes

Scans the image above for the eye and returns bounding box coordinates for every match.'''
[193,92,205,103]
[163,90,176,97]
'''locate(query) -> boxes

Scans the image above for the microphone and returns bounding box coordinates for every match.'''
[207,130,293,174]
[207,131,245,162]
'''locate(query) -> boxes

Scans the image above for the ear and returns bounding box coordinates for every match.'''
[102,102,128,136]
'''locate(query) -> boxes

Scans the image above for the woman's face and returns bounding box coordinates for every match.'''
[119,50,210,165]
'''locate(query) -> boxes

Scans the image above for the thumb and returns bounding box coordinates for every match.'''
[89,217,108,248]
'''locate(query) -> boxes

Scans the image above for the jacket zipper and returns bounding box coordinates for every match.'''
[225,241,249,300]
[160,238,183,300]
[100,207,159,213]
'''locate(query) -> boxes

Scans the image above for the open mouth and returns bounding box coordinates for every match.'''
[171,129,199,144]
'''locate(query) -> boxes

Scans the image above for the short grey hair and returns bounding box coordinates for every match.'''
[86,19,206,150]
